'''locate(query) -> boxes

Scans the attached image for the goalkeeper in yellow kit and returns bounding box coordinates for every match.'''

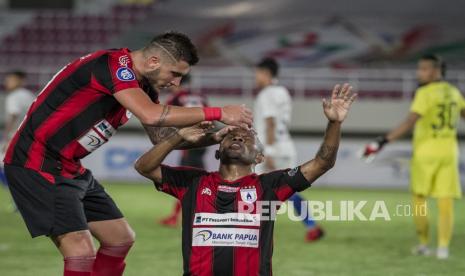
[362,54,464,259]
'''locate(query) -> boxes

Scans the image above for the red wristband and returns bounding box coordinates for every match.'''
[203,107,222,121]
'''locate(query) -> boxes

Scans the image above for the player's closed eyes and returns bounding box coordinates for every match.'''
[171,71,183,78]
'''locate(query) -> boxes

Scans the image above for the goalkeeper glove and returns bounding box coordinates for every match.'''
[360,136,388,163]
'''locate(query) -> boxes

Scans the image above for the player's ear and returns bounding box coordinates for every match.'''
[255,152,265,164]
[147,55,161,70]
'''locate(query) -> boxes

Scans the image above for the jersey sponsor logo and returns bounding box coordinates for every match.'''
[192,227,259,248]
[240,186,257,203]
[218,185,239,193]
[95,120,116,139]
[78,120,116,152]
[288,167,299,177]
[118,55,131,67]
[193,212,260,226]
[201,187,212,196]
[116,67,136,81]
[78,129,106,153]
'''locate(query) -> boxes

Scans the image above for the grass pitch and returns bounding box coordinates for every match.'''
[0,182,464,276]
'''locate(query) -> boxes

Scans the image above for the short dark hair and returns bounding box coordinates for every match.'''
[7,70,26,79]
[256,57,279,77]
[147,31,199,66]
[420,54,446,77]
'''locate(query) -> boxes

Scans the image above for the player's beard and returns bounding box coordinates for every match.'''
[145,68,163,88]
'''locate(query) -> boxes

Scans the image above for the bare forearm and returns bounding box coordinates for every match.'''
[385,112,419,142]
[144,105,206,127]
[386,123,410,142]
[315,121,341,169]
[143,125,178,145]
[385,114,418,142]
[177,132,219,149]
[134,133,183,179]
[143,126,219,149]
[301,121,341,182]
[114,89,208,127]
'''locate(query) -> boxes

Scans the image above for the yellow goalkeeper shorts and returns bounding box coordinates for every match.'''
[410,155,462,198]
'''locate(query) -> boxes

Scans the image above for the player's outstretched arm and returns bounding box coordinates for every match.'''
[135,123,237,183]
[361,112,420,162]
[134,122,213,183]
[385,112,420,142]
[142,124,233,149]
[114,88,253,128]
[300,84,356,183]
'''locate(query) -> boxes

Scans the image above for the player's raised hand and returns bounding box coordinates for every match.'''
[322,83,357,123]
[178,122,214,143]
[220,105,253,129]
[212,125,238,142]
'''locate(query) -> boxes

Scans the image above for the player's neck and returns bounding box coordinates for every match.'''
[6,86,21,93]
[259,79,273,89]
[129,50,145,81]
[218,164,254,182]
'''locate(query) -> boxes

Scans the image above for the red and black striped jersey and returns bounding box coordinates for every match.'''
[156,165,312,276]
[4,48,159,179]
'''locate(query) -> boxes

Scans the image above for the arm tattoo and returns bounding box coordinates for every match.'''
[155,105,171,127]
[316,143,338,169]
[144,125,178,145]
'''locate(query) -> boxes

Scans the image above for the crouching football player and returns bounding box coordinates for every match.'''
[135,84,356,275]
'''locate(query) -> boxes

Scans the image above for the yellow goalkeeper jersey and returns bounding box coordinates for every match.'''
[410,81,465,157]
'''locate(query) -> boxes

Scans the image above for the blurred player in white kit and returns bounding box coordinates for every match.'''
[253,58,324,242]
[1,71,35,208]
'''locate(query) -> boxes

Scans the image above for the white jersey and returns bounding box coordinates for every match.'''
[254,84,296,171]
[5,87,35,136]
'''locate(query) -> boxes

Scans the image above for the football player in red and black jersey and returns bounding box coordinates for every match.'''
[135,84,356,276]
[3,32,252,276]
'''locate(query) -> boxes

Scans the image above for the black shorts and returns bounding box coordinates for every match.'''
[4,165,123,238]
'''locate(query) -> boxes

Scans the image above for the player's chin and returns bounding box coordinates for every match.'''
[225,149,244,158]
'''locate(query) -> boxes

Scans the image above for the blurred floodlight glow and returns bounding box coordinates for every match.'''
[199,1,259,17]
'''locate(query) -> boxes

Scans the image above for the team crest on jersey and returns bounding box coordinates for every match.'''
[201,187,212,196]
[240,186,257,203]
[118,55,131,67]
[116,67,135,81]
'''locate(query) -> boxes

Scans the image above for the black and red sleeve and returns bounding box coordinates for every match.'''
[260,167,312,202]
[154,165,208,200]
[92,51,140,95]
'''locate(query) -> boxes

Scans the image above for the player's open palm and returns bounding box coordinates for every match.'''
[322,83,357,123]
[178,122,214,143]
